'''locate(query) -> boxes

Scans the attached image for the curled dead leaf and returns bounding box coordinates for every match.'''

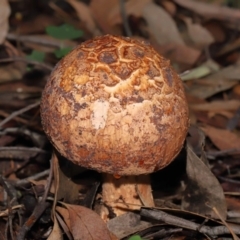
[201,125,240,151]
[182,143,227,220]
[0,0,10,44]
[56,203,119,240]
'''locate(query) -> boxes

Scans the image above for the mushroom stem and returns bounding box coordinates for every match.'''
[100,173,155,221]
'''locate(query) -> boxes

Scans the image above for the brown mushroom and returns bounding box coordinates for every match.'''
[40,35,189,221]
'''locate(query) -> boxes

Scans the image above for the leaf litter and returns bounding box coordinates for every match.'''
[1,0,240,239]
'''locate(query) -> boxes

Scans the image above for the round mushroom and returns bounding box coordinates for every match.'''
[40,35,189,220]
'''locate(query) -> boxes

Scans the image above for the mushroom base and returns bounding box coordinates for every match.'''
[100,173,155,221]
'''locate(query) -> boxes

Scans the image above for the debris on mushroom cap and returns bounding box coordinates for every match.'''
[40,35,189,175]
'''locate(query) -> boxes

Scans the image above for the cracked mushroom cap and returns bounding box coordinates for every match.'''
[40,35,189,175]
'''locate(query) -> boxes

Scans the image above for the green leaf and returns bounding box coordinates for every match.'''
[46,23,83,40]
[26,50,45,62]
[128,235,143,240]
[54,47,72,58]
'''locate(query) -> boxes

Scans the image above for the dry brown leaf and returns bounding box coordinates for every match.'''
[58,203,118,240]
[161,0,177,16]
[173,0,240,24]
[0,41,26,83]
[152,42,201,67]
[186,80,238,99]
[109,0,152,25]
[203,20,226,43]
[107,212,153,239]
[17,14,60,35]
[182,144,227,219]
[214,64,240,80]
[143,2,184,45]
[90,0,152,34]
[233,83,240,98]
[53,156,80,204]
[0,64,26,83]
[0,0,10,44]
[190,100,240,111]
[90,0,120,34]
[67,0,101,36]
[56,206,71,230]
[183,17,214,49]
[47,214,63,240]
[201,125,240,150]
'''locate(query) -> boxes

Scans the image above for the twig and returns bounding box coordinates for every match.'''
[16,157,53,240]
[206,148,240,159]
[0,57,53,71]
[7,33,75,49]
[14,169,50,187]
[212,207,240,240]
[0,146,48,160]
[119,0,132,37]
[0,110,41,130]
[140,208,240,237]
[218,176,240,185]
[0,205,24,217]
[0,101,40,129]
[0,175,18,201]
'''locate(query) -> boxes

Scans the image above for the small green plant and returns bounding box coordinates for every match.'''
[26,50,45,62]
[128,235,146,240]
[46,23,83,58]
[26,24,83,64]
[54,46,73,59]
[46,23,83,40]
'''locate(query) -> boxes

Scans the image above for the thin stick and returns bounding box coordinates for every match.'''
[0,57,53,71]
[140,208,240,237]
[16,156,53,240]
[119,0,132,36]
[212,207,240,240]
[0,101,40,129]
[15,169,50,187]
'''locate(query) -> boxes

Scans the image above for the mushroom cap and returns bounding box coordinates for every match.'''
[41,35,189,175]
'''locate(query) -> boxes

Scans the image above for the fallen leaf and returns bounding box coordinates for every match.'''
[0,41,26,83]
[206,62,240,81]
[143,2,184,45]
[187,125,206,156]
[182,144,227,219]
[201,125,240,151]
[152,42,201,67]
[107,212,152,239]
[173,0,240,24]
[181,59,220,81]
[90,0,120,34]
[52,154,80,204]
[17,14,60,35]
[67,0,101,36]
[190,100,240,111]
[47,214,63,240]
[56,206,71,231]
[0,0,10,44]
[183,17,214,49]
[90,0,152,35]
[203,20,226,43]
[109,0,152,25]
[187,80,238,99]
[161,0,177,16]
[57,203,118,240]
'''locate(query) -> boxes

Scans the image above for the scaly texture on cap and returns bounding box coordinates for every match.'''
[41,35,189,175]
